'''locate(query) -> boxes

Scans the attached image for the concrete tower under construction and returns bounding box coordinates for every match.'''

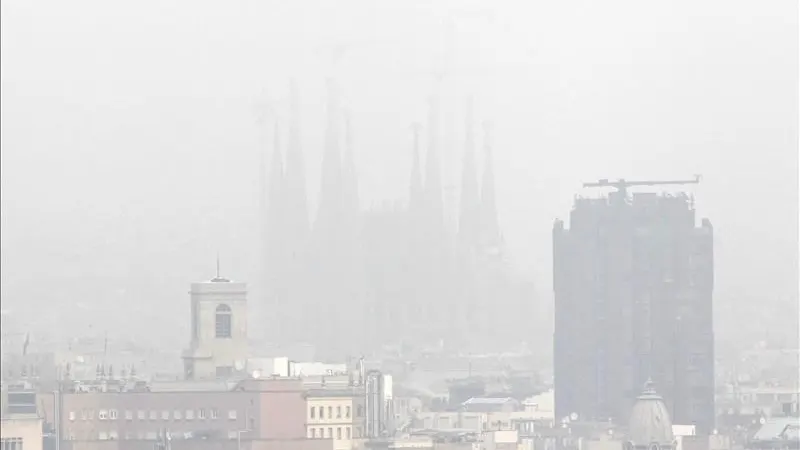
[553,178,714,434]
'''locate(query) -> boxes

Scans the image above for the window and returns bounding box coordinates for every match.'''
[328,406,332,419]
[174,410,182,420]
[109,431,118,440]
[337,406,342,418]
[161,410,169,420]
[125,410,133,420]
[310,406,316,419]
[227,431,238,439]
[320,407,324,419]
[149,411,157,420]
[211,408,219,419]
[0,438,23,450]
[328,427,333,438]
[357,405,363,417]
[309,428,316,439]
[186,410,194,420]
[346,406,351,418]
[337,427,342,440]
[228,410,237,420]
[99,431,108,440]
[109,409,118,420]
[215,304,232,338]
[346,427,351,439]
[137,410,145,420]
[356,427,362,438]
[198,409,206,419]
[86,410,94,420]
[69,411,76,421]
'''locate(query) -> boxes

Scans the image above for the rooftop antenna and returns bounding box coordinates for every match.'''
[211,252,229,282]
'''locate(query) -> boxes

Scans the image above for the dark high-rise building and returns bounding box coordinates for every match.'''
[553,180,714,434]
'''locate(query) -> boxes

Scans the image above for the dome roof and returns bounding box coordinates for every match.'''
[627,379,674,447]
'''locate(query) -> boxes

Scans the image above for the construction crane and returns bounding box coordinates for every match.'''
[582,175,702,197]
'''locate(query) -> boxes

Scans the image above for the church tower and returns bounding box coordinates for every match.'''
[181,268,248,380]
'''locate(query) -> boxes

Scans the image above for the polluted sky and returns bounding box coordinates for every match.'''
[1,0,797,346]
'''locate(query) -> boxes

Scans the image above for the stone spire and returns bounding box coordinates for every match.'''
[480,120,500,244]
[266,120,286,261]
[409,123,424,212]
[342,109,359,219]
[264,119,287,331]
[285,79,309,241]
[458,96,480,247]
[424,94,444,231]
[315,77,344,235]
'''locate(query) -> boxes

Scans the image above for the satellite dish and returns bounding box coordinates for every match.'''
[252,370,261,379]
[570,412,579,421]
[234,360,245,371]
[759,417,766,425]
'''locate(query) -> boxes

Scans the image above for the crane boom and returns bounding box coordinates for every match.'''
[583,175,701,196]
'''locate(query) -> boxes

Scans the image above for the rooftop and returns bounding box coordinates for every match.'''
[462,397,515,405]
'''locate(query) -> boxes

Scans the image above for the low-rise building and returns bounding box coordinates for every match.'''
[1,387,44,450]
[306,388,366,450]
[56,377,325,450]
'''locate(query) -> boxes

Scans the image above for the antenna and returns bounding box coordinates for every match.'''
[211,253,230,283]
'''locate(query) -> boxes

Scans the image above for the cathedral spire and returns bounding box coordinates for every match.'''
[342,108,359,218]
[265,119,286,280]
[286,79,309,238]
[424,94,444,229]
[480,120,500,244]
[315,77,343,233]
[409,123,423,211]
[458,96,480,246]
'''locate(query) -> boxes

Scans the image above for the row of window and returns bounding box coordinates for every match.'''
[308,426,361,440]
[1,437,24,450]
[68,409,238,422]
[309,405,362,420]
[65,431,246,441]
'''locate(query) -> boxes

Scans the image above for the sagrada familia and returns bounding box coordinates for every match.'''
[261,78,536,360]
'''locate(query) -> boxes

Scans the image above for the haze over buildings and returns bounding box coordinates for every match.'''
[0,1,798,448]
[1,0,797,353]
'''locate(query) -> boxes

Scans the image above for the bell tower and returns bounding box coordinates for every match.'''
[181,267,248,380]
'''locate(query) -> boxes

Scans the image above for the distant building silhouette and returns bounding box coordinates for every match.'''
[553,183,714,433]
[260,82,534,358]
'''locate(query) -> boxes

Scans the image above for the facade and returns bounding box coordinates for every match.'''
[306,389,366,450]
[1,387,44,450]
[553,187,715,433]
[0,415,43,450]
[181,276,248,380]
[56,378,311,448]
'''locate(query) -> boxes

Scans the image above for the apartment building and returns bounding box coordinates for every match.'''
[306,389,366,450]
[56,378,326,450]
